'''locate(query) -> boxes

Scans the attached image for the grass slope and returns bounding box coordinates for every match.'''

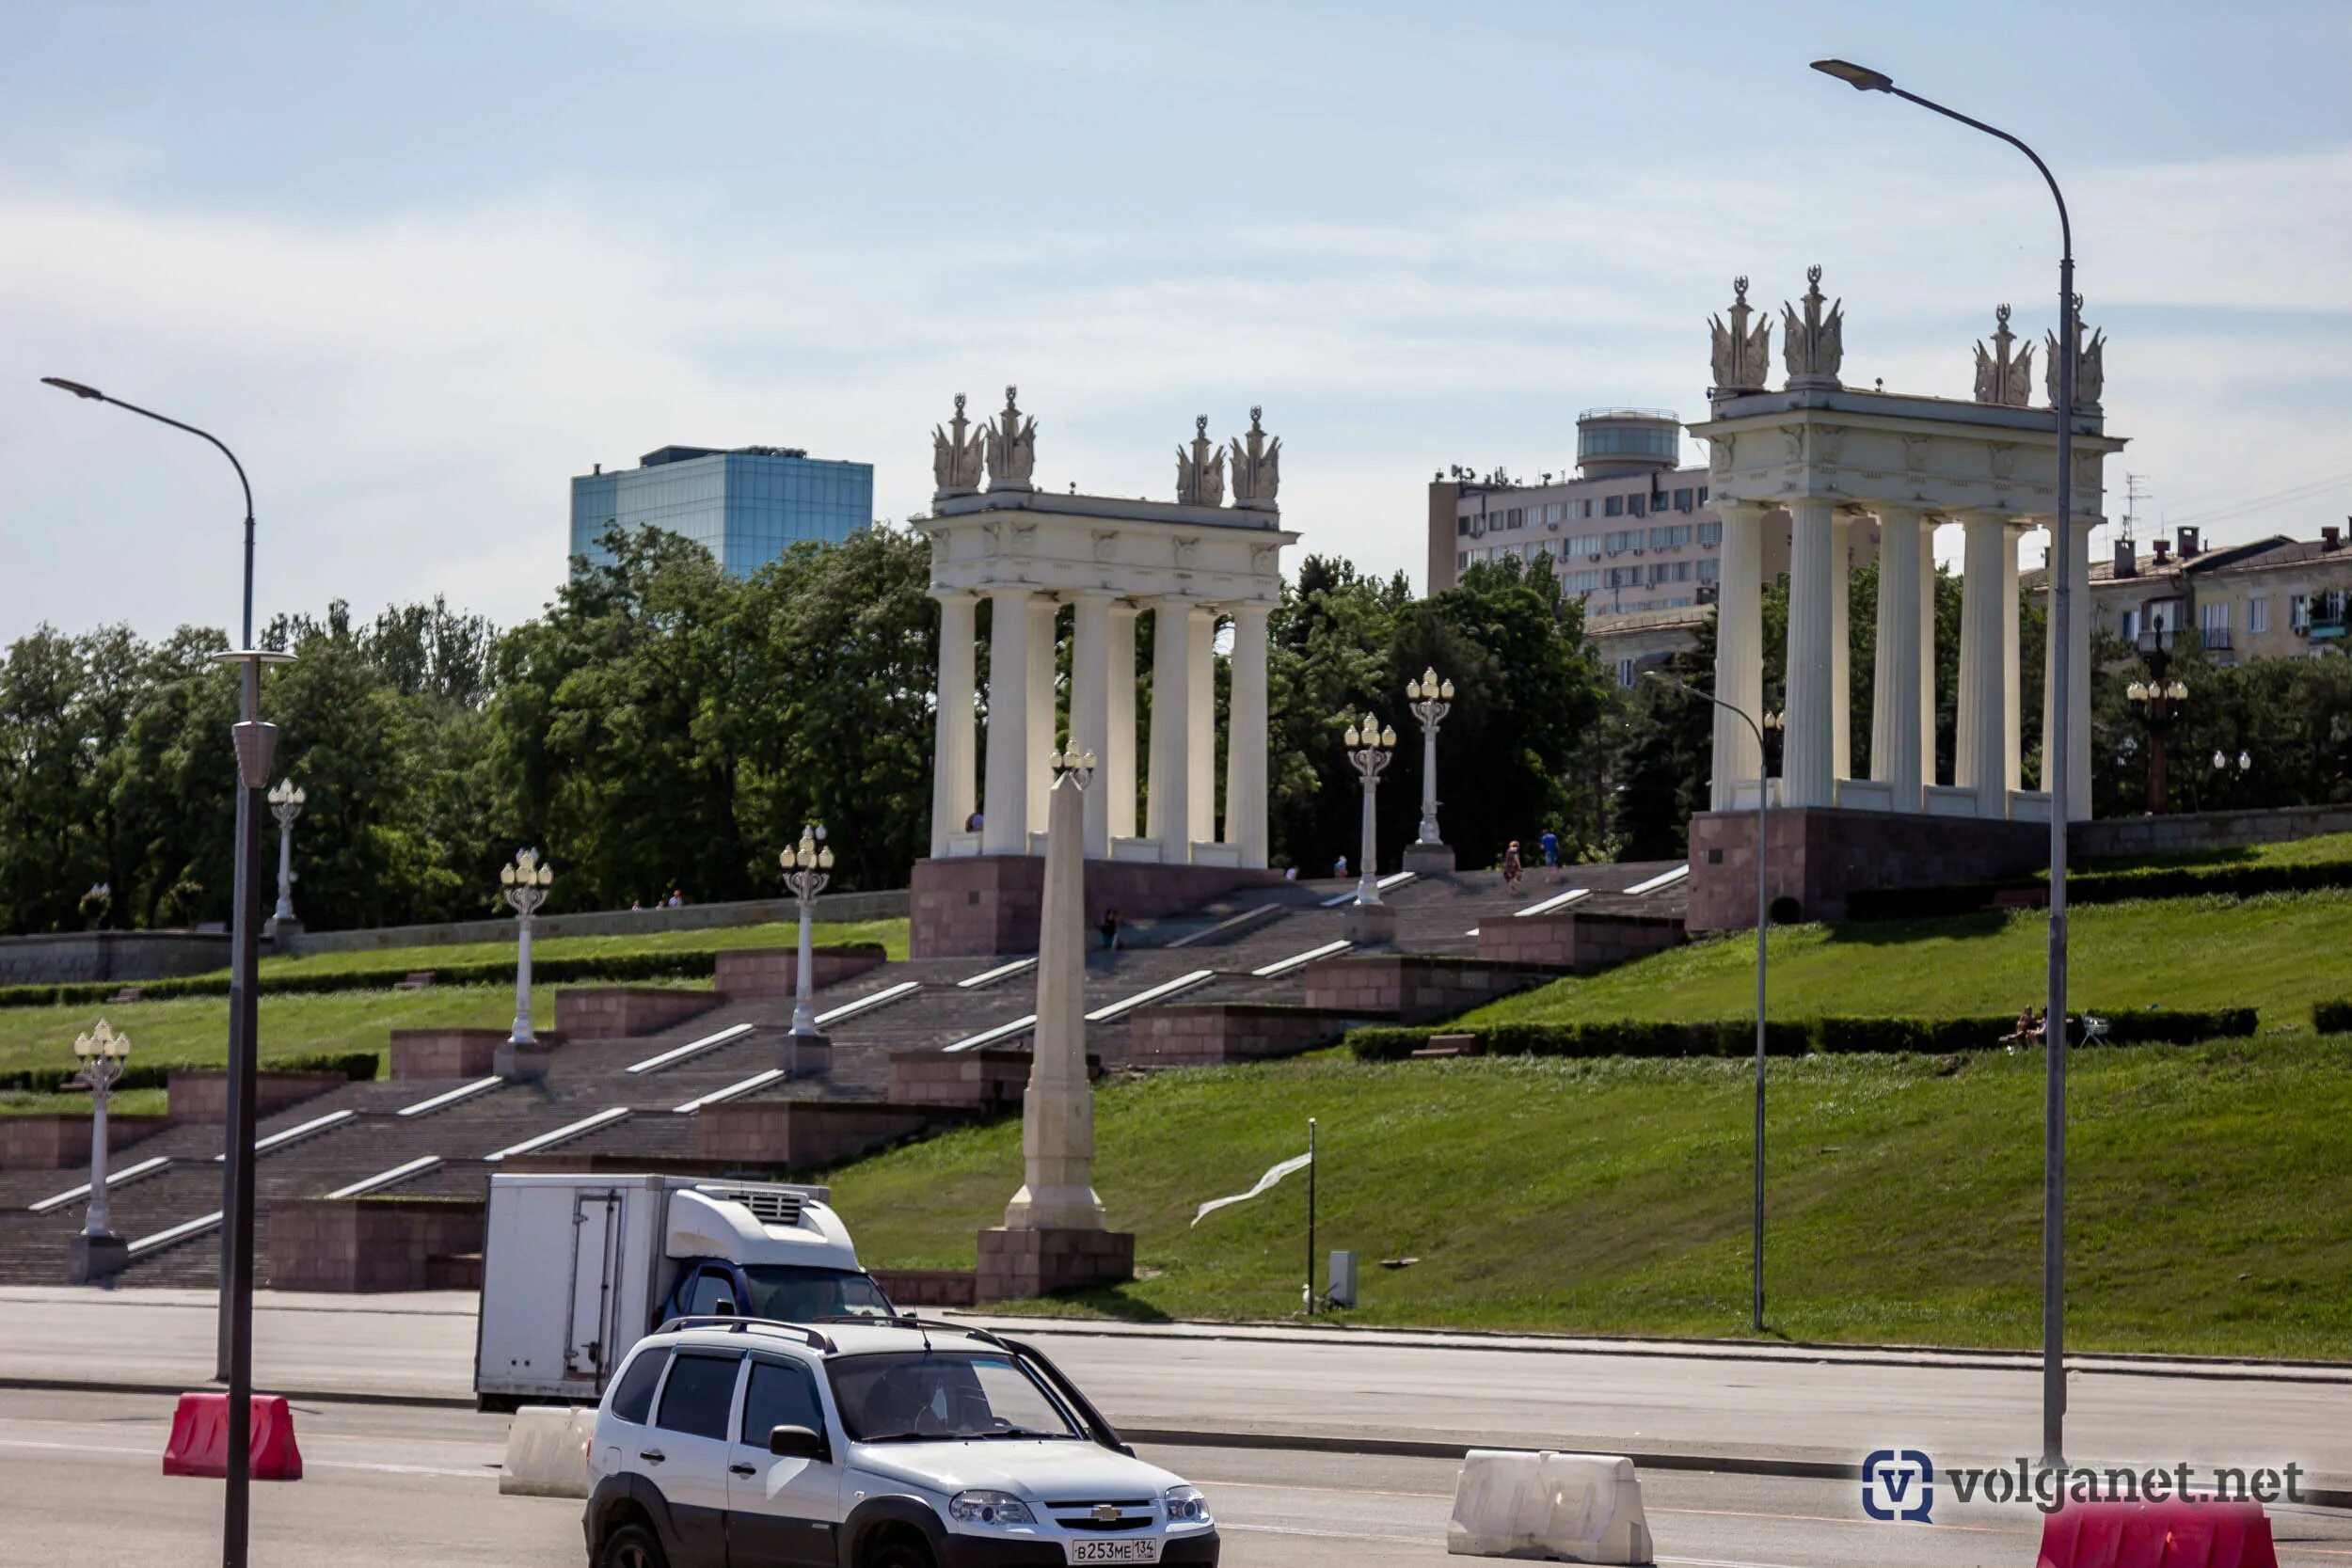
[255,917,909,977]
[1460,888,2352,1029]
[829,1038,2352,1358]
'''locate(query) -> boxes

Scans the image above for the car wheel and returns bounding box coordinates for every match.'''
[866,1531,936,1568]
[598,1522,668,1568]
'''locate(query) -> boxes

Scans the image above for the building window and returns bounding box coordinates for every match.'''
[1674,488,1694,512]
[1507,508,1524,529]
[2292,594,2312,629]
[1604,496,1623,517]
[1696,521,1722,546]
[1697,559,1720,584]
[1697,486,1709,505]
[1456,517,1471,537]
[1616,657,1637,687]
[1629,494,1647,517]
[2249,595,2270,636]
[1457,551,1468,571]
[2121,608,2139,642]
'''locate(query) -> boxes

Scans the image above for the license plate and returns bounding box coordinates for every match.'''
[1069,1540,1161,1564]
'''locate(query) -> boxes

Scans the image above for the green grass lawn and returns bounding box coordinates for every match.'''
[0,982,551,1081]
[828,1037,2352,1358]
[1460,888,2352,1030]
[0,1086,170,1117]
[2074,830,2352,877]
[255,917,909,977]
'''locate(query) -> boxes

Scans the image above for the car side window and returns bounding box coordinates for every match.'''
[610,1347,669,1426]
[741,1357,825,1446]
[655,1352,742,1440]
[684,1268,735,1316]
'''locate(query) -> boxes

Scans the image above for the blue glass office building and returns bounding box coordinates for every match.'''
[569,444,875,578]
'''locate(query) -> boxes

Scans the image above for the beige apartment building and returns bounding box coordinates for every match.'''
[1427,406,1834,685]
[2026,523,2352,663]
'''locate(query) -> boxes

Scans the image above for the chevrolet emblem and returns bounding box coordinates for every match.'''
[1092,1504,1122,1525]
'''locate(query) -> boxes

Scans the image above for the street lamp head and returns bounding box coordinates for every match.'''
[2213,750,2228,771]
[40,375,104,401]
[2168,681,2188,701]
[1343,721,1360,749]
[1439,679,1454,700]
[818,847,834,870]
[74,1019,128,1061]
[1811,58,1895,92]
[2239,750,2252,772]
[2125,681,2148,703]
[1379,724,1397,749]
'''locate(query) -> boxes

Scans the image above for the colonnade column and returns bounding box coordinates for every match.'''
[2002,528,2022,794]
[1709,502,1768,812]
[1869,508,1927,812]
[930,591,977,856]
[1830,510,1852,783]
[980,587,1032,854]
[1185,606,1216,848]
[1144,596,1191,863]
[2042,515,2094,818]
[1782,497,1837,808]
[1069,593,1112,859]
[1104,602,1138,843]
[1955,511,2013,817]
[1025,598,1059,836]
[1222,604,1271,867]
[1919,527,1938,786]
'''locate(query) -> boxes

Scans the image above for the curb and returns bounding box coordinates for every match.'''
[0,1374,476,1411]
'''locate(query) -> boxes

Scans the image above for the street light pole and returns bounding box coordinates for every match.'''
[68,1020,133,1284]
[501,849,554,1046]
[781,825,834,1037]
[1342,713,1395,905]
[1811,58,2078,1467]
[1406,669,1454,849]
[267,780,305,927]
[1647,671,1771,1333]
[41,375,281,1564]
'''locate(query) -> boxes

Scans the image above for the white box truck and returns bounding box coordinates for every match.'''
[473,1173,894,1409]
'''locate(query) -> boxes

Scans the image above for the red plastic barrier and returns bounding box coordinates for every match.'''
[2037,1498,2277,1568]
[161,1392,304,1481]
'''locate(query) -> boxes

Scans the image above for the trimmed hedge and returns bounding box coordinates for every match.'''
[2316,1001,2352,1035]
[1348,1008,2261,1062]
[0,1049,379,1097]
[0,942,888,1012]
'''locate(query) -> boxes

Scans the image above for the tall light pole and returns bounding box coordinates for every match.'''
[1406,668,1454,850]
[781,825,834,1037]
[67,1019,133,1284]
[1647,671,1771,1333]
[500,849,554,1046]
[266,780,306,929]
[42,373,283,1564]
[1812,57,2079,1467]
[1343,713,1395,905]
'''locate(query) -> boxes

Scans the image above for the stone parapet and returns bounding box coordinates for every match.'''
[0,1114,173,1170]
[553,986,717,1041]
[694,1100,948,1168]
[2072,803,2352,861]
[976,1226,1135,1301]
[1477,911,1686,972]
[1127,1003,1376,1068]
[389,1027,509,1080]
[911,855,1288,958]
[714,945,888,1001]
[167,1070,347,1126]
[267,1197,487,1292]
[886,1047,1103,1112]
[1300,955,1563,1024]
[0,929,231,987]
[1688,806,2044,930]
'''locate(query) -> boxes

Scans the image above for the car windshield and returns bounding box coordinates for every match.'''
[828,1350,1085,1443]
[739,1266,894,1323]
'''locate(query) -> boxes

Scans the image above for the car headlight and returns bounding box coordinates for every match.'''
[1164,1484,1213,1526]
[948,1490,1036,1527]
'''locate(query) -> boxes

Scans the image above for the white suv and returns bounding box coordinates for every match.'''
[584,1315,1220,1568]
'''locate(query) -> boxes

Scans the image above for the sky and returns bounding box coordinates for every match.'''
[4,0,2350,642]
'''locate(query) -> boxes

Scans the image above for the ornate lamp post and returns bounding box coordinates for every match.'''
[500,849,554,1047]
[1343,712,1395,906]
[267,780,306,929]
[2124,675,2188,814]
[67,1019,133,1284]
[1405,668,1454,857]
[781,826,834,1038]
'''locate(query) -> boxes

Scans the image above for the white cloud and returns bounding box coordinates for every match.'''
[2,135,2347,644]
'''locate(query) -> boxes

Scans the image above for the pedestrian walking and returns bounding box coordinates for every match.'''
[1503,840,1523,894]
[1539,828,1560,869]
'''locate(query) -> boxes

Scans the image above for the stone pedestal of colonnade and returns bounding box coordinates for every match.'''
[1684,272,2124,931]
[911,391,1296,960]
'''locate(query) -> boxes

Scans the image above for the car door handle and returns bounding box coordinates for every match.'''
[729,1463,756,1476]
[638,1449,665,1465]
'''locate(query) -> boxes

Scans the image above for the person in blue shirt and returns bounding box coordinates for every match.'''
[1539,829,1560,868]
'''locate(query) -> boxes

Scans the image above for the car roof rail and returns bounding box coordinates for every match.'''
[655,1314,836,1354]
[815,1312,1010,1352]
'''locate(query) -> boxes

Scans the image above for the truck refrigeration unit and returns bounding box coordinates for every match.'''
[473,1172,893,1409]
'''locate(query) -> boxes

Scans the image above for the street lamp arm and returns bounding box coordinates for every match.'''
[1883,88,2072,260]
[1645,671,1765,749]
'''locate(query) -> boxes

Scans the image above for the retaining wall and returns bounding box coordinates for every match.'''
[553,987,717,1041]
[167,1070,347,1125]
[713,946,888,1001]
[389,1028,510,1080]
[0,1114,174,1169]
[1127,1003,1373,1068]
[0,930,231,986]
[695,1100,947,1167]
[2073,803,2352,860]
[276,888,909,958]
[1301,956,1563,1024]
[268,1197,487,1291]
[1477,911,1686,971]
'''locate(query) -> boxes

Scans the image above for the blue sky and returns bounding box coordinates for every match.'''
[5,0,2349,638]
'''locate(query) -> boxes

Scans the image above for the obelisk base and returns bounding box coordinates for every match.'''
[976,1227,1135,1301]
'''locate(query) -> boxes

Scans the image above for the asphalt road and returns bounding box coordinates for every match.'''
[4,1288,2348,1488]
[12,1388,2352,1567]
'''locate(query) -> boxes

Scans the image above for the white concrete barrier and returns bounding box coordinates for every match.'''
[1446,1449,1655,1564]
[500,1405,596,1497]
